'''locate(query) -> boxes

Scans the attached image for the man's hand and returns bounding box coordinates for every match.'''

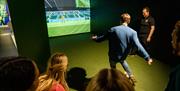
[91,35,97,40]
[147,37,151,42]
[147,58,153,65]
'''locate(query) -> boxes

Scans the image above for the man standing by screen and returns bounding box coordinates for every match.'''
[91,13,153,85]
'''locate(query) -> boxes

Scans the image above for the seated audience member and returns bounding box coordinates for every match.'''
[36,52,69,91]
[0,56,40,91]
[85,68,135,91]
[165,20,180,91]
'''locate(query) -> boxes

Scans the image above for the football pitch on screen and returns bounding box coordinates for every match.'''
[47,20,90,37]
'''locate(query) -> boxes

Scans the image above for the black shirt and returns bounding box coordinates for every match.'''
[139,16,155,36]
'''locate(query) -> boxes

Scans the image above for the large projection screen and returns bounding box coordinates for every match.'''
[45,0,90,37]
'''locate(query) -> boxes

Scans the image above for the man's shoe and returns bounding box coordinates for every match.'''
[147,58,153,65]
[124,72,129,78]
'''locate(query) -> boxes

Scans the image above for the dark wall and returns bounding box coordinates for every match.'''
[90,0,180,65]
[145,0,180,65]
[91,0,141,34]
[7,0,50,73]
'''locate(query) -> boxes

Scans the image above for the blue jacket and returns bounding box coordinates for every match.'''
[95,25,150,61]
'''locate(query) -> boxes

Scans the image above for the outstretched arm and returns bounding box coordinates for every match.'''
[91,31,109,42]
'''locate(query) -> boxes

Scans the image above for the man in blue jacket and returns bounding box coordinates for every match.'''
[92,13,153,84]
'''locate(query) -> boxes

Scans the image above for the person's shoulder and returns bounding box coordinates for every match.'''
[111,25,121,29]
[127,26,136,31]
[131,29,137,34]
[148,16,155,20]
[128,28,137,35]
[110,25,122,31]
[49,81,65,91]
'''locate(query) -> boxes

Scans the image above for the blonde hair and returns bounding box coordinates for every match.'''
[36,53,69,91]
[120,13,131,24]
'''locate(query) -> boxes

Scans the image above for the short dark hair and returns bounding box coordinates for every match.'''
[143,6,150,12]
[0,56,39,91]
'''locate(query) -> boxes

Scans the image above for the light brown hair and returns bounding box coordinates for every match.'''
[86,68,135,91]
[36,52,69,91]
[172,20,180,55]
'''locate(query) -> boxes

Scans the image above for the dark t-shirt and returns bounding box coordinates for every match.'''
[139,16,155,36]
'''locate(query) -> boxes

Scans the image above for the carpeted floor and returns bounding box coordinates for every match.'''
[0,29,171,91]
[49,33,171,91]
[0,32,18,57]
